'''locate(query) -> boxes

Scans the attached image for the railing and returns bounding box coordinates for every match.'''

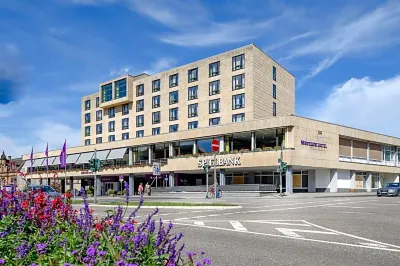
[339,156,399,167]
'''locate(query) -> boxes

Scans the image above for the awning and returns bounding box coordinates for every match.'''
[66,154,80,164]
[32,158,44,167]
[48,156,58,166]
[95,150,110,160]
[21,160,31,170]
[107,148,127,160]
[75,152,94,164]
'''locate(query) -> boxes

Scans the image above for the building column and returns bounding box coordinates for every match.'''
[308,170,316,192]
[129,147,133,165]
[330,169,338,193]
[251,132,256,151]
[285,166,293,194]
[148,145,153,164]
[219,138,224,153]
[169,172,175,187]
[129,174,134,196]
[350,170,356,190]
[193,140,197,155]
[96,175,102,196]
[366,172,372,192]
[69,176,73,191]
[169,143,175,157]
[350,139,353,158]
[219,169,226,186]
[367,142,370,162]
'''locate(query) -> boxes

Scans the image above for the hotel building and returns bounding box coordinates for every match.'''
[20,44,400,195]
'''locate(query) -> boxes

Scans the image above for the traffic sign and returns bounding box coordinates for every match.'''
[119,175,124,182]
[152,162,161,176]
[211,139,220,152]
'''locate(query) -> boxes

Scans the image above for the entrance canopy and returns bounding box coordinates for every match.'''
[75,152,94,164]
[107,148,127,160]
[66,154,80,164]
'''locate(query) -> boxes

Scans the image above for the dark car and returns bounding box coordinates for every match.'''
[24,185,62,198]
[377,182,400,197]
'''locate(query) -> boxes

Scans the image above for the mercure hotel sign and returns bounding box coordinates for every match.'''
[197,157,241,168]
[301,140,327,148]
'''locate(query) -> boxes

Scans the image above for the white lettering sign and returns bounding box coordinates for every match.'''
[197,157,241,168]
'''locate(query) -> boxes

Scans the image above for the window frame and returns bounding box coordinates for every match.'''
[85,139,91,146]
[96,110,102,121]
[169,91,179,105]
[122,132,129,140]
[152,95,160,108]
[108,121,115,132]
[188,68,198,83]
[101,83,113,103]
[122,118,129,130]
[96,137,102,144]
[152,111,161,124]
[136,84,144,97]
[273,84,277,99]
[136,115,144,127]
[169,108,179,121]
[136,130,144,138]
[169,74,179,88]
[96,124,102,135]
[122,103,129,115]
[273,66,277,81]
[273,102,277,116]
[188,103,198,118]
[232,74,245,90]
[188,121,198,130]
[96,97,100,108]
[114,78,127,99]
[152,127,161,135]
[108,135,115,142]
[232,54,245,71]
[85,100,91,111]
[85,126,91,137]
[209,99,220,114]
[209,117,220,126]
[108,107,115,118]
[188,86,198,100]
[136,99,144,112]
[152,79,161,92]
[85,113,91,124]
[209,80,220,96]
[232,93,245,110]
[232,113,245,122]
[169,124,179,133]
[209,61,220,77]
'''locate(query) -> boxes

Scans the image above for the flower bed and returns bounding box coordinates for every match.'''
[0,184,211,265]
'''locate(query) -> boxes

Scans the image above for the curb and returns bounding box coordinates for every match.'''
[72,204,242,210]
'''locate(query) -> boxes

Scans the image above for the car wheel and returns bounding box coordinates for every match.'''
[377,195,382,197]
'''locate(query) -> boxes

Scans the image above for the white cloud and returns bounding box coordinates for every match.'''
[264,31,317,52]
[309,75,400,137]
[108,67,131,77]
[143,57,177,74]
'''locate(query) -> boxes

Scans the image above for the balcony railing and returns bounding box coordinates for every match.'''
[339,156,399,167]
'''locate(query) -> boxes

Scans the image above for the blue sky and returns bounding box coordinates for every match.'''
[1,0,400,157]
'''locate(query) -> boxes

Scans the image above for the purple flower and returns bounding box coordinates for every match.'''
[36,243,47,255]
[16,241,31,259]
[127,264,138,266]
[114,235,122,242]
[196,263,202,266]
[72,250,79,256]
[0,259,5,265]
[203,258,212,265]
[82,257,90,263]
[86,245,97,256]
[64,264,71,266]
[116,260,126,266]
[124,181,129,203]
[29,264,38,266]
[99,250,107,256]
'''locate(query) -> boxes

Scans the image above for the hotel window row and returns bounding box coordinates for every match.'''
[100,78,127,103]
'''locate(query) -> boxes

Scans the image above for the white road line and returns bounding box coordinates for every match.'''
[173,222,400,253]
[328,206,369,209]
[359,242,390,248]
[302,221,400,250]
[276,228,339,238]
[229,221,248,231]
[194,221,205,226]
[338,211,375,215]
[191,215,207,219]
[247,221,311,227]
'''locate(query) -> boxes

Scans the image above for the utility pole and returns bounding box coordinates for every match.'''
[94,149,98,204]
[278,145,287,197]
[203,162,210,198]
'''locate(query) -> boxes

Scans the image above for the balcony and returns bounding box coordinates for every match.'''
[100,97,132,109]
[339,156,399,167]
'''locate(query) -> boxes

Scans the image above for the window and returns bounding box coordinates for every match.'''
[169,108,178,121]
[85,139,91,146]
[152,127,160,135]
[209,61,220,77]
[136,130,144,138]
[96,110,102,121]
[85,126,91,137]
[169,74,178,87]
[108,135,115,142]
[209,99,220,114]
[169,91,179,104]
[188,86,198,100]
[152,79,161,92]
[152,95,160,108]
[136,115,144,127]
[96,137,102,144]
[232,74,245,90]
[232,113,245,122]
[101,83,112,102]
[188,121,198,130]
[209,117,220,126]
[273,102,277,116]
[273,66,277,81]
[188,68,198,82]
[114,78,127,99]
[136,99,144,112]
[169,124,178,133]
[152,111,161,124]
[85,113,91,123]
[108,121,115,132]
[122,132,129,140]
[122,103,129,115]
[136,84,144,96]
[273,84,277,99]
[209,80,220,95]
[188,103,198,118]
[85,100,91,110]
[96,97,100,108]
[232,93,245,109]
[96,124,102,134]
[232,54,245,70]
[122,118,129,130]
[108,107,115,118]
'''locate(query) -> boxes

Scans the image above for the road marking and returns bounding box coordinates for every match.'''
[328,206,369,209]
[194,221,205,226]
[359,242,390,248]
[247,221,311,227]
[276,228,303,238]
[276,228,339,238]
[173,222,400,253]
[338,211,375,215]
[229,221,248,231]
[191,215,207,219]
[302,221,400,250]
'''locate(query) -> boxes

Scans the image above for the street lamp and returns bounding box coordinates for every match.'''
[203,162,211,198]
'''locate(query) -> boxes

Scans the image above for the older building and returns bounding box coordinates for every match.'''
[19,44,400,195]
[0,151,22,186]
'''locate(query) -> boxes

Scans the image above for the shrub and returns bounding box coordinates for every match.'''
[107,189,115,196]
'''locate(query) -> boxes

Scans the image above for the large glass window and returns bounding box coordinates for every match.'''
[209,117,220,126]
[169,124,178,133]
[383,146,394,161]
[122,132,129,140]
[232,113,245,122]
[188,121,198,130]
[209,61,220,77]
[273,84,277,99]
[152,95,160,108]
[372,173,380,188]
[96,110,102,121]
[232,74,245,90]
[188,68,198,82]
[122,118,129,130]
[114,78,127,99]
[108,107,115,118]
[188,103,198,117]
[170,91,179,104]
[209,80,220,95]
[85,113,90,123]
[96,97,100,108]
[96,124,102,134]
[273,102,277,116]
[188,86,198,100]
[96,137,102,144]
[232,54,245,70]
[152,79,160,92]
[169,108,178,121]
[169,74,178,87]
[136,130,144,138]
[108,135,115,142]
[232,93,245,109]
[85,126,90,136]
[85,139,90,146]
[108,121,115,132]
[136,84,144,96]
[209,99,220,114]
[101,83,112,102]
[136,115,144,127]
[122,103,129,115]
[273,66,277,81]
[136,99,144,112]
[152,127,160,135]
[85,100,91,110]
[152,111,161,124]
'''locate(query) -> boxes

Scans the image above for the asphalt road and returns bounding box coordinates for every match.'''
[82,195,400,266]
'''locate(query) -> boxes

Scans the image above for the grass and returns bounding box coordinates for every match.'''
[71,200,236,207]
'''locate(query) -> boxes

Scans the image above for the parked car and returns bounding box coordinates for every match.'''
[377,182,400,197]
[24,185,62,198]
[1,185,17,192]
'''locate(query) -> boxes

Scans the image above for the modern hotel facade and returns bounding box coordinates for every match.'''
[19,44,400,195]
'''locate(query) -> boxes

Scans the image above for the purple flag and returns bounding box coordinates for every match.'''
[30,146,33,175]
[60,140,67,168]
[45,143,49,171]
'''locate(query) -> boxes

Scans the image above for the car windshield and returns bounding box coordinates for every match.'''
[384,183,400,188]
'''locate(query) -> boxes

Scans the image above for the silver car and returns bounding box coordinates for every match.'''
[377,182,400,197]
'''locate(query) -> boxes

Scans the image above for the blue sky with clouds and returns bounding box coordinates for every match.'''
[1,0,400,157]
